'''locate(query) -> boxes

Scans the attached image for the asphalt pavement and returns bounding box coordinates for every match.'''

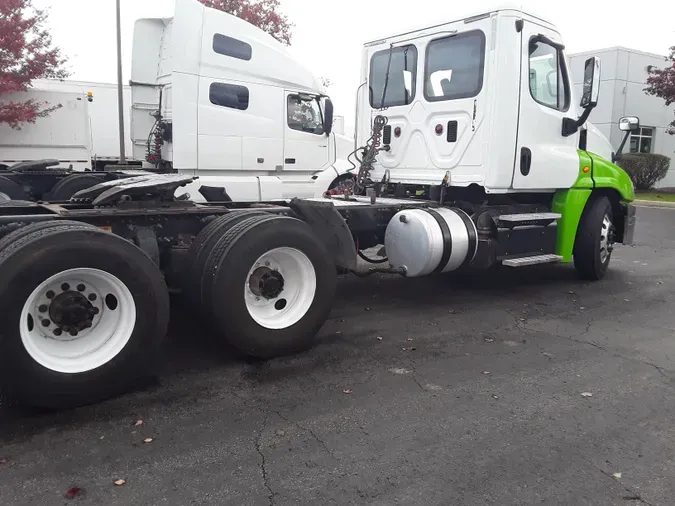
[2,206,675,506]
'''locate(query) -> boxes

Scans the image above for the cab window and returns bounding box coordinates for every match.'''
[528,38,570,111]
[369,45,417,108]
[424,30,485,101]
[287,95,324,135]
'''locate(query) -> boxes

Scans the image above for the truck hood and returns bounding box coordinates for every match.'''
[584,121,614,162]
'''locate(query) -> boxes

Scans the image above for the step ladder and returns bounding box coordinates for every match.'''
[496,212,561,228]
[502,254,563,267]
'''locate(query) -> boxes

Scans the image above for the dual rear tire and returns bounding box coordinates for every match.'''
[185,212,337,359]
[0,221,169,408]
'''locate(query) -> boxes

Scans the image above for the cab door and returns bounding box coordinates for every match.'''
[511,23,580,190]
[282,92,330,172]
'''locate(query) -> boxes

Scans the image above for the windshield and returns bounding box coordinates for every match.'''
[369,45,417,109]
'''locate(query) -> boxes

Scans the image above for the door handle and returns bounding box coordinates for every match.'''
[520,147,532,176]
[285,158,296,164]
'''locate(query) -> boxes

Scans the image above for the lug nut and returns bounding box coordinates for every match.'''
[69,330,78,337]
[41,319,50,327]
[77,284,86,292]
[88,293,97,301]
[46,290,55,299]
[61,283,70,291]
[92,307,99,315]
[38,304,48,313]
[53,328,62,336]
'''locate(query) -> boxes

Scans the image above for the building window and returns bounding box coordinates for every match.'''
[630,127,654,153]
[209,83,249,110]
[369,45,417,108]
[213,34,252,61]
[528,38,570,111]
[424,30,486,101]
[287,95,324,135]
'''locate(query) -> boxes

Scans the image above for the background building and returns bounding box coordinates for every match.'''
[569,47,675,187]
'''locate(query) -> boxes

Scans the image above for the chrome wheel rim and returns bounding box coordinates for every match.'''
[599,213,614,263]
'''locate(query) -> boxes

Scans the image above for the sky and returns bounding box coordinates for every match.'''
[34,0,675,135]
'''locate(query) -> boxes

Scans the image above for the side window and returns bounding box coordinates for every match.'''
[528,38,569,111]
[213,34,252,61]
[424,31,485,101]
[630,127,654,153]
[209,83,249,110]
[369,45,417,108]
[287,95,324,135]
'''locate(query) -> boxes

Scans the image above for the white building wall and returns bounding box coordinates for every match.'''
[569,47,675,188]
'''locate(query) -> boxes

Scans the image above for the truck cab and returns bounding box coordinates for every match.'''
[348,6,637,280]
[130,0,353,202]
[356,7,635,197]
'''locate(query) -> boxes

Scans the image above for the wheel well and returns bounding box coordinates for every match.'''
[328,173,355,190]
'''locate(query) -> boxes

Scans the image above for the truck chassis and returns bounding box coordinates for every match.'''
[0,174,635,408]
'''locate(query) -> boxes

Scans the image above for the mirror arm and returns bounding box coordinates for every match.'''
[562,104,595,137]
[536,33,565,51]
[613,131,631,163]
[576,106,593,128]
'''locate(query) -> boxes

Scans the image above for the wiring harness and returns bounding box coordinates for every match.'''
[324,115,389,197]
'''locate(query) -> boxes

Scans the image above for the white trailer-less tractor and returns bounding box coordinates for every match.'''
[129,0,355,202]
[0,2,637,409]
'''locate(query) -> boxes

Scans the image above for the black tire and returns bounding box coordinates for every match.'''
[574,196,614,281]
[0,175,26,201]
[0,220,96,253]
[204,215,337,359]
[48,174,105,201]
[183,210,268,305]
[0,226,169,408]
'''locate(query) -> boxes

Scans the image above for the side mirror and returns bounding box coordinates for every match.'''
[580,57,600,109]
[613,116,641,163]
[565,56,602,136]
[619,116,639,132]
[323,98,334,136]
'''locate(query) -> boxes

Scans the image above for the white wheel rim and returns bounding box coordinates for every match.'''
[244,247,317,330]
[19,268,137,374]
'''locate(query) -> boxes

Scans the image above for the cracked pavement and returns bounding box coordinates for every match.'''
[2,206,675,505]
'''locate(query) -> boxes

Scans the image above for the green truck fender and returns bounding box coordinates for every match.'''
[553,151,635,262]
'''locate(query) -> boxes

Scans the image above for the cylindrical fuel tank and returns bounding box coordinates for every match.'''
[384,207,478,277]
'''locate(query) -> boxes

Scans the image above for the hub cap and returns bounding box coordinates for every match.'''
[599,213,615,263]
[20,268,136,373]
[244,247,317,330]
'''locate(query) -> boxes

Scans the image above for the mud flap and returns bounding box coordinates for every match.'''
[289,198,357,271]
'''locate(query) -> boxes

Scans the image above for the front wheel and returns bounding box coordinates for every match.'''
[574,196,615,280]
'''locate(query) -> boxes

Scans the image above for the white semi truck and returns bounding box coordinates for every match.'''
[129,0,355,202]
[0,2,354,203]
[0,84,145,203]
[0,0,638,409]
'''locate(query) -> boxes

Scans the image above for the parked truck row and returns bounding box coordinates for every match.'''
[0,0,637,409]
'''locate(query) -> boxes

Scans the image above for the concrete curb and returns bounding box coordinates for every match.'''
[633,199,675,209]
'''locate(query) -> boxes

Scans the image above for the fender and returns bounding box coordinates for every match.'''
[588,153,635,202]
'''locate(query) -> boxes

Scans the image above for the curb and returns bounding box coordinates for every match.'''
[633,199,675,209]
